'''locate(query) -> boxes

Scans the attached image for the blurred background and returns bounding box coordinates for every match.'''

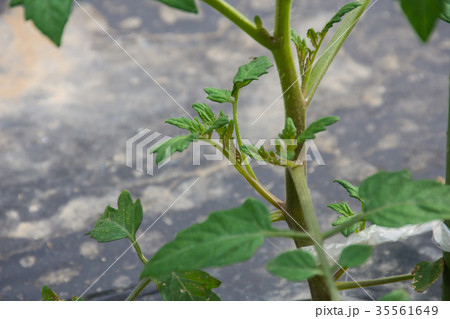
[0,0,449,300]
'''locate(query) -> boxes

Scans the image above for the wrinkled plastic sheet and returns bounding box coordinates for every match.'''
[305,221,450,262]
[433,220,450,252]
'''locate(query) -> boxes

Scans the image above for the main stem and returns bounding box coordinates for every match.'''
[271,0,333,301]
[272,0,307,245]
[290,167,340,300]
[443,74,450,301]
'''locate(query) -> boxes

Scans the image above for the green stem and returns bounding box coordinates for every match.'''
[289,166,340,301]
[322,214,366,239]
[271,0,332,301]
[201,138,283,210]
[132,240,148,264]
[202,0,274,50]
[272,0,307,116]
[232,90,258,180]
[128,240,150,300]
[336,274,413,291]
[333,267,348,281]
[125,278,152,301]
[272,0,308,244]
[443,74,450,301]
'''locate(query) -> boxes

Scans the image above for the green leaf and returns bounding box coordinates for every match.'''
[240,144,265,162]
[41,285,84,301]
[232,56,273,93]
[85,190,143,243]
[332,216,361,237]
[291,29,309,68]
[151,134,199,165]
[204,88,233,104]
[379,289,410,301]
[360,170,450,227]
[400,0,442,42]
[328,202,354,217]
[154,0,198,13]
[192,103,216,125]
[241,143,294,166]
[275,141,296,162]
[328,202,361,237]
[339,245,372,268]
[322,2,362,34]
[334,179,363,204]
[140,198,277,279]
[279,117,297,140]
[275,118,297,161]
[297,116,340,143]
[42,285,62,301]
[412,258,444,293]
[266,250,322,282]
[156,270,221,301]
[166,117,193,130]
[307,28,320,48]
[290,28,303,47]
[165,117,204,134]
[9,0,24,7]
[17,0,73,46]
[306,0,370,101]
[441,0,450,23]
[207,110,229,133]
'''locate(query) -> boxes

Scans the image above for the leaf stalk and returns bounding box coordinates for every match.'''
[232,90,258,180]
[126,278,152,301]
[336,274,413,291]
[133,240,148,264]
[202,0,275,50]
